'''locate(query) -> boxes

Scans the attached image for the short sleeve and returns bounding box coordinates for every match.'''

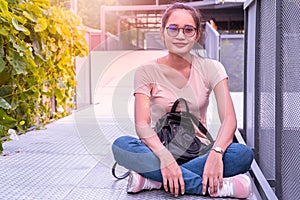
[206,59,228,90]
[134,65,152,97]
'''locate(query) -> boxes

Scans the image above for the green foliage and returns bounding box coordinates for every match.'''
[50,0,125,35]
[77,0,119,34]
[0,0,88,152]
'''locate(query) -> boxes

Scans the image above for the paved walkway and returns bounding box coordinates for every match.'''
[0,101,261,200]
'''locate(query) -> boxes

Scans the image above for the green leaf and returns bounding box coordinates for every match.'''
[12,42,26,53]
[48,24,56,34]
[61,26,71,37]
[12,13,27,24]
[0,28,8,36]
[0,37,4,56]
[34,17,48,32]
[12,53,27,75]
[12,17,30,35]
[54,88,63,99]
[0,70,11,85]
[56,26,62,35]
[0,0,8,13]
[27,57,37,68]
[0,57,5,73]
[0,97,11,109]
[0,85,12,97]
[23,11,37,22]
[0,140,3,153]
[0,109,16,127]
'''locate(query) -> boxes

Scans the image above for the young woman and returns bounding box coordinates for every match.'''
[112,3,254,198]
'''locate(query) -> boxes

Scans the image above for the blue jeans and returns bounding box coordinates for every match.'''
[112,136,254,195]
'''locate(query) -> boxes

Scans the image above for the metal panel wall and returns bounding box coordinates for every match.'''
[256,0,277,183]
[245,0,300,199]
[277,0,300,199]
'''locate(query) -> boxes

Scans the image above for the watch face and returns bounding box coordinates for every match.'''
[215,147,222,152]
[213,147,223,155]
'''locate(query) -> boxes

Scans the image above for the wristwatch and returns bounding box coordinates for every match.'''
[212,146,224,156]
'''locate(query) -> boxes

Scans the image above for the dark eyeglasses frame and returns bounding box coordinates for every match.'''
[165,25,197,37]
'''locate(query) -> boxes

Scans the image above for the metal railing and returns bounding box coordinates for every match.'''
[205,22,220,60]
[235,130,278,200]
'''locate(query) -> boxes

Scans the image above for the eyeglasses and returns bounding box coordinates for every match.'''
[165,25,197,37]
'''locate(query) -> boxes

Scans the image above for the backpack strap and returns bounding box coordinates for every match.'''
[171,98,190,113]
[112,162,130,180]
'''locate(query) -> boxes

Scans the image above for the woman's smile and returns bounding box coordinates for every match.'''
[173,42,187,47]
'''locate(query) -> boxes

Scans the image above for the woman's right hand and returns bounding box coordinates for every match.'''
[158,148,185,197]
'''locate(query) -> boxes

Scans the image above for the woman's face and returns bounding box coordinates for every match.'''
[161,9,199,56]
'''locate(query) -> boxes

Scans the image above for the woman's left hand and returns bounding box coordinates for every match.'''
[201,151,224,196]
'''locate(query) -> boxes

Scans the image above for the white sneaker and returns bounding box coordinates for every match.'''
[127,171,162,193]
[209,174,252,198]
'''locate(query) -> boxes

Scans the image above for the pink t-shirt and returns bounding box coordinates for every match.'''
[134,56,228,128]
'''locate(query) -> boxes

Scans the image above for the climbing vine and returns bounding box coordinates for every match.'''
[0,0,88,152]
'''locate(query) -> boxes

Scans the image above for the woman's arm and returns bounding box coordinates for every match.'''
[134,93,165,151]
[213,78,237,151]
[202,78,237,195]
[134,93,185,197]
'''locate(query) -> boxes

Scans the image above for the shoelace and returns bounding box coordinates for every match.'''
[218,179,234,197]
